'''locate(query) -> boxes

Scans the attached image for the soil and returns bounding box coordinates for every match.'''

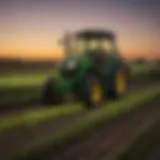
[120,121,160,160]
[0,100,41,119]
[144,143,160,160]
[48,98,160,160]
[0,111,87,159]
[0,81,159,160]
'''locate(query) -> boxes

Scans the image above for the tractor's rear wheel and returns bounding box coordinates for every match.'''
[42,77,62,106]
[109,69,129,99]
[78,75,104,109]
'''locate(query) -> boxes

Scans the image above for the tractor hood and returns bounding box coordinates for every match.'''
[60,55,79,70]
[54,54,91,95]
[59,53,93,79]
[60,53,92,71]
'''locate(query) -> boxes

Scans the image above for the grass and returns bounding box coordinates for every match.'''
[130,63,160,80]
[10,84,160,160]
[0,74,47,88]
[0,70,57,90]
[0,86,42,107]
[0,71,57,107]
[0,103,83,133]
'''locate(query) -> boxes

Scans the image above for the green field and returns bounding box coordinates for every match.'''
[0,64,159,107]
[0,71,56,106]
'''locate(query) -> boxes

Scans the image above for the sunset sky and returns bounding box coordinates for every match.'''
[0,0,160,60]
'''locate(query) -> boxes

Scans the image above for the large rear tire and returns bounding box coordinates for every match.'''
[77,74,104,109]
[109,69,129,99]
[42,77,62,106]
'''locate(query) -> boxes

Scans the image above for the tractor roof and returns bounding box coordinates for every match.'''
[76,29,115,41]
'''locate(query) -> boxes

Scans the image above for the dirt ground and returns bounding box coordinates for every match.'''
[48,98,160,160]
[120,123,160,160]
[0,111,87,159]
[0,81,159,160]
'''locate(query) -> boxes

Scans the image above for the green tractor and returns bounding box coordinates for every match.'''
[42,29,130,108]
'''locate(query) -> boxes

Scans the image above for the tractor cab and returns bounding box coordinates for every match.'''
[63,29,118,58]
[61,30,119,68]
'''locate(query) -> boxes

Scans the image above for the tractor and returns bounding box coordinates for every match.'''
[42,29,130,108]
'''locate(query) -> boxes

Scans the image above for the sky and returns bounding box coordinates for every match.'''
[0,0,160,60]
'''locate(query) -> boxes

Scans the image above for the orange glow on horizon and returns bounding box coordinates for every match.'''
[0,31,159,60]
[0,0,159,61]
[0,49,159,61]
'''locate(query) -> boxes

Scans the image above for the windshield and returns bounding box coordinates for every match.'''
[69,38,115,55]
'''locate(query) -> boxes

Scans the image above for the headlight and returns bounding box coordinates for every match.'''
[66,61,76,70]
[62,60,77,76]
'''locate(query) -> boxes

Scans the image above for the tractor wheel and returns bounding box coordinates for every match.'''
[78,75,104,109]
[109,69,129,99]
[42,77,62,106]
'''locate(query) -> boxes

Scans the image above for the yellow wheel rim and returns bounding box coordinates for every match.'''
[116,72,126,95]
[91,84,103,103]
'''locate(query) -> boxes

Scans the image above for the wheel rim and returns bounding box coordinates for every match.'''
[91,84,103,104]
[116,72,126,95]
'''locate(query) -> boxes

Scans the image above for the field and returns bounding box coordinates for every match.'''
[0,63,160,160]
[0,63,159,108]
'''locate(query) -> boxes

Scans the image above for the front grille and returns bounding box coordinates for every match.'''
[61,67,77,76]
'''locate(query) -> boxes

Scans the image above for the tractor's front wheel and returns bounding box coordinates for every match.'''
[42,77,62,106]
[78,75,104,109]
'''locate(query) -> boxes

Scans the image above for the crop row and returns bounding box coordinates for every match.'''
[0,103,83,133]
[9,84,160,160]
